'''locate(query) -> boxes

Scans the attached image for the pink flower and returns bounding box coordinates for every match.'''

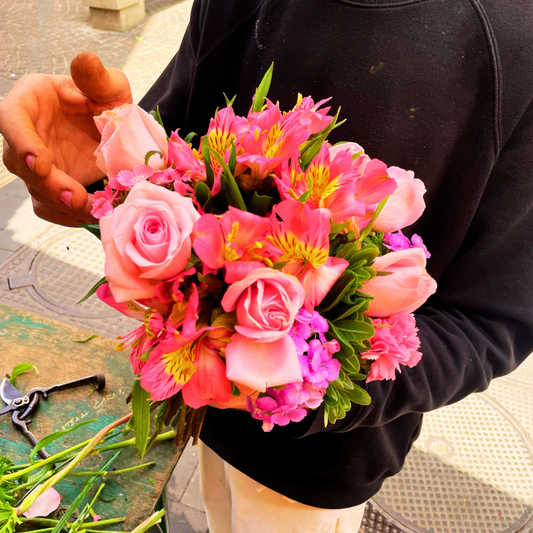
[193,208,270,280]
[362,313,422,382]
[267,200,348,310]
[181,343,232,408]
[363,248,437,317]
[221,268,305,391]
[373,166,426,232]
[91,189,115,219]
[23,488,61,518]
[94,104,168,179]
[100,180,200,303]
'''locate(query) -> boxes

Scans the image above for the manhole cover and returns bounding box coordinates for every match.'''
[0,226,138,339]
[27,228,115,319]
[371,394,533,533]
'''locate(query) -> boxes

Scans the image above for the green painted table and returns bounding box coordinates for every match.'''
[0,303,182,531]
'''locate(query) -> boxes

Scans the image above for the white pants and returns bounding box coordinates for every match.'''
[199,441,366,533]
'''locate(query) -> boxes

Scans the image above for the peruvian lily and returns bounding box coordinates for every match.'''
[236,101,311,189]
[291,95,335,134]
[277,143,366,223]
[193,208,271,283]
[267,200,348,309]
[140,285,229,402]
[167,131,207,184]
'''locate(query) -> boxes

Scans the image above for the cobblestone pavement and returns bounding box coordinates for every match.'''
[0,0,192,101]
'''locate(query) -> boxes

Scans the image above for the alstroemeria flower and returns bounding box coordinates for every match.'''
[278,144,366,223]
[222,268,305,391]
[140,285,216,400]
[267,199,348,309]
[193,208,270,282]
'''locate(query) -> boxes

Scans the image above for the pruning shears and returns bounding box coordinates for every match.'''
[0,374,105,459]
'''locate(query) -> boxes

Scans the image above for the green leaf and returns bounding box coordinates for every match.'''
[144,150,163,166]
[231,383,241,397]
[201,136,215,189]
[77,277,107,305]
[73,334,99,344]
[195,182,212,211]
[343,384,372,406]
[29,419,96,463]
[326,386,339,402]
[132,379,152,459]
[145,399,169,454]
[252,63,274,113]
[223,93,237,107]
[272,261,289,270]
[299,108,345,171]
[319,271,358,312]
[183,132,197,144]
[334,319,375,342]
[349,372,367,381]
[357,196,389,243]
[229,142,237,175]
[81,224,101,240]
[249,192,273,216]
[329,221,350,237]
[8,363,38,386]
[149,106,165,130]
[331,299,370,322]
[206,147,247,211]
[335,388,352,411]
[340,355,361,374]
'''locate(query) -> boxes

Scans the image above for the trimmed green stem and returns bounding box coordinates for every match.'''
[16,413,133,516]
[67,461,155,477]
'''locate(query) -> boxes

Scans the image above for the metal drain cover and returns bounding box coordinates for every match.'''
[369,393,533,533]
[0,226,138,339]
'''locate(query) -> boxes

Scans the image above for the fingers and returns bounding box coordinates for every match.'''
[29,187,97,226]
[0,82,53,179]
[70,52,132,110]
[3,138,91,213]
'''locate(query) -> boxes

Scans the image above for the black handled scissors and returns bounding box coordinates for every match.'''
[0,374,105,459]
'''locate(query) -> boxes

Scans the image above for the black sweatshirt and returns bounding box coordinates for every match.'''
[140,0,533,509]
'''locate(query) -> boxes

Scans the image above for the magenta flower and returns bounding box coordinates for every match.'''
[362,313,422,382]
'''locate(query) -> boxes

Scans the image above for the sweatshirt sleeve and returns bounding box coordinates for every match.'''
[297,99,533,436]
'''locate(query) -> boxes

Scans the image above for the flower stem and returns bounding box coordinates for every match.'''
[20,518,125,528]
[94,430,175,453]
[67,461,155,477]
[16,413,133,516]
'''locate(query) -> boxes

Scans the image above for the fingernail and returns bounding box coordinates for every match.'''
[60,191,72,208]
[25,154,35,170]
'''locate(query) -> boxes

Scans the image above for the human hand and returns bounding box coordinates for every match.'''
[0,52,132,226]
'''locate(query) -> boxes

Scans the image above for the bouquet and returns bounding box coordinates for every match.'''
[84,65,437,448]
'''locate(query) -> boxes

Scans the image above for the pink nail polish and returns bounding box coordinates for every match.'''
[25,154,35,170]
[60,190,72,208]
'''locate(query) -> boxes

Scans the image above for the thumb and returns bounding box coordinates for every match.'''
[70,52,132,107]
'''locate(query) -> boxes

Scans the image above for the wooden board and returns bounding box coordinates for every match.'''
[0,303,182,530]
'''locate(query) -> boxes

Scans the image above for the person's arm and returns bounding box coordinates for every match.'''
[293,99,533,436]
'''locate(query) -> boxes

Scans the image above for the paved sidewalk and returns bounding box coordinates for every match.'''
[1,2,532,533]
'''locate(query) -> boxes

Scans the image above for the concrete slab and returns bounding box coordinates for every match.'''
[166,442,201,503]
[179,464,205,513]
[165,500,208,533]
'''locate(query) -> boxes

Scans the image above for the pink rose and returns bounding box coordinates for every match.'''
[94,104,168,179]
[363,248,437,317]
[373,166,426,232]
[100,180,200,303]
[221,268,305,391]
